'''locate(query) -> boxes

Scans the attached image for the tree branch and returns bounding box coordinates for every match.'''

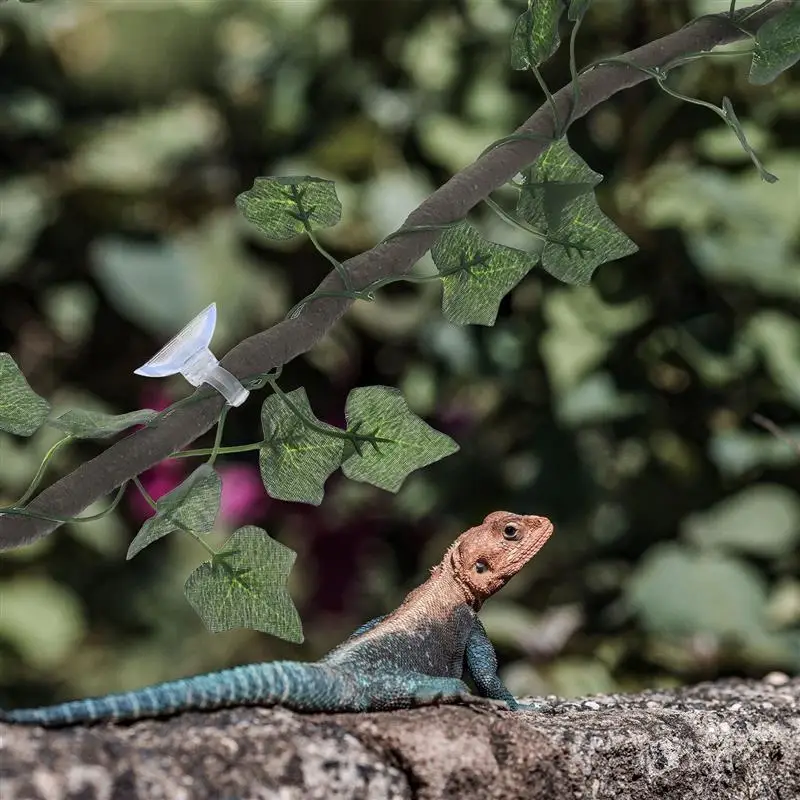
[0,1,788,550]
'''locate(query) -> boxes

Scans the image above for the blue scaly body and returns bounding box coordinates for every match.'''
[1,512,553,727]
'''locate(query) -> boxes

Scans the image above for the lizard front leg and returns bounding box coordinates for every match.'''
[465,619,543,711]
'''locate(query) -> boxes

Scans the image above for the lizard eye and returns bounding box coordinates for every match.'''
[503,524,519,540]
[475,560,488,573]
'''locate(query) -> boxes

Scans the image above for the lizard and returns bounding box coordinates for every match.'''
[1,510,553,727]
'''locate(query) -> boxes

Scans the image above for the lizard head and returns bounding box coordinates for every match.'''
[449,511,554,605]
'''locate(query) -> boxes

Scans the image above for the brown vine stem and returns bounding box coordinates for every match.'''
[0,0,790,550]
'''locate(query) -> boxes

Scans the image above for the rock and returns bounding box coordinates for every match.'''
[1,678,798,800]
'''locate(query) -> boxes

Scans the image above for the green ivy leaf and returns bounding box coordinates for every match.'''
[518,137,603,231]
[431,221,539,326]
[510,1,565,70]
[342,386,458,492]
[517,139,636,284]
[0,353,50,436]
[749,3,800,86]
[127,464,221,559]
[49,408,157,439]
[184,526,303,642]
[259,388,344,506]
[236,176,341,240]
[536,192,638,285]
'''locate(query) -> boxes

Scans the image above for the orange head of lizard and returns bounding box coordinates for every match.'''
[449,511,554,605]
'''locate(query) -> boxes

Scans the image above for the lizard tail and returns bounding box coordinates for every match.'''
[1,661,345,727]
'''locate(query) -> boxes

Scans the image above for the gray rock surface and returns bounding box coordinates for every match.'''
[1,676,798,800]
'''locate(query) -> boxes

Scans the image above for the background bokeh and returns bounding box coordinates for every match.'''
[1,0,799,709]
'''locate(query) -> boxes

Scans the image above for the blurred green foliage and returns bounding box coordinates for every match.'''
[0,0,798,709]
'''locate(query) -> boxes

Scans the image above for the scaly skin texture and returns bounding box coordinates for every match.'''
[2,511,553,726]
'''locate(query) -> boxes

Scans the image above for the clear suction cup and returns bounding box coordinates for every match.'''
[134,303,249,407]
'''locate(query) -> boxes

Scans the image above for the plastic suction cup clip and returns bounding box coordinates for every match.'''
[134,303,249,407]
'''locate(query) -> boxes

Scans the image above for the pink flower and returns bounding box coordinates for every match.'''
[128,461,270,527]
[126,388,269,528]
[217,462,270,527]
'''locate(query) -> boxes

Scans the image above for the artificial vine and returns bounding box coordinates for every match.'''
[1,0,797,641]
